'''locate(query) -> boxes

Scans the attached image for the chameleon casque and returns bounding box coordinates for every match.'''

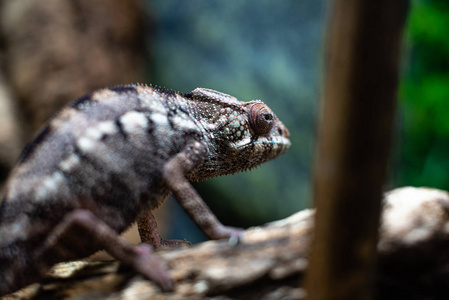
[0,84,290,295]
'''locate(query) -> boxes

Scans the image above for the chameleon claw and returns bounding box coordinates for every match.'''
[228,233,240,246]
[213,226,244,245]
[131,243,174,292]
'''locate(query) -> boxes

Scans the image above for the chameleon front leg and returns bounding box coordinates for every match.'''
[38,209,173,291]
[137,209,191,248]
[162,142,243,240]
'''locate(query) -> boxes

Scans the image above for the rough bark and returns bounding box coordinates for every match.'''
[3,187,449,300]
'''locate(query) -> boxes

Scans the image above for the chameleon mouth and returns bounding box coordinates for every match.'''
[263,136,291,154]
[267,136,291,147]
[235,136,291,154]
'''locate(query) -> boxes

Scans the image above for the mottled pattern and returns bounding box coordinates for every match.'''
[0,84,290,295]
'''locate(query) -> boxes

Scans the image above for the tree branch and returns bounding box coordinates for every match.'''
[6,187,449,300]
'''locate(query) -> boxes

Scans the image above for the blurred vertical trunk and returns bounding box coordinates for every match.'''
[0,0,146,141]
[306,1,409,299]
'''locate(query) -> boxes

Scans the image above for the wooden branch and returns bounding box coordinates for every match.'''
[4,187,449,300]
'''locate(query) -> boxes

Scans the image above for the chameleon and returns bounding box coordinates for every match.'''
[0,84,290,295]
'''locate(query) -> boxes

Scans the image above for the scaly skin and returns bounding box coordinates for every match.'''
[0,84,290,295]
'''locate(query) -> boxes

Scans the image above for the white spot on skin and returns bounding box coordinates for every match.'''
[120,111,149,134]
[150,112,172,142]
[97,120,118,136]
[151,113,170,132]
[76,120,118,153]
[172,115,198,131]
[77,137,96,152]
[87,121,117,138]
[36,171,66,200]
[59,153,81,171]
[85,127,102,140]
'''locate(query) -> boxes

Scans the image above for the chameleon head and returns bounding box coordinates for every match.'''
[199,99,291,177]
[237,100,290,164]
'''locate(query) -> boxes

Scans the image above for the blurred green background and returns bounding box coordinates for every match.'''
[144,1,325,241]
[142,0,449,241]
[396,0,449,190]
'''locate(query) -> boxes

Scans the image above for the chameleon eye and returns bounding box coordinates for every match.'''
[248,103,274,135]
